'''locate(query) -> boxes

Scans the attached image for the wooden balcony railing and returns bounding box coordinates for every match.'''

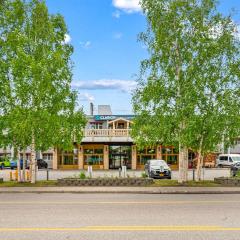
[84,129,132,137]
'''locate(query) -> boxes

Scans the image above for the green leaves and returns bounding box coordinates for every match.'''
[0,0,86,151]
[133,0,240,157]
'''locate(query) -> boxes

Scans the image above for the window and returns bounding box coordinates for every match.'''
[83,145,104,166]
[219,156,228,161]
[84,148,94,154]
[43,154,53,161]
[137,147,156,166]
[90,123,103,129]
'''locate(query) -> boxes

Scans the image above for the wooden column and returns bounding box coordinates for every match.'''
[52,148,58,170]
[131,145,137,170]
[157,145,163,159]
[104,145,109,170]
[78,145,84,170]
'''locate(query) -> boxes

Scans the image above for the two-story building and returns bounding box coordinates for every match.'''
[52,105,180,170]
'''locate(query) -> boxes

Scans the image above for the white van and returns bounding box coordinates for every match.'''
[216,154,240,167]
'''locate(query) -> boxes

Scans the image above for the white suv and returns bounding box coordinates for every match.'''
[216,154,240,168]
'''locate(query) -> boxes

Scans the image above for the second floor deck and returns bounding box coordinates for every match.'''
[82,128,133,143]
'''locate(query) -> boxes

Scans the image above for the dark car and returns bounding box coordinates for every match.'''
[37,159,48,169]
[231,162,240,177]
[145,159,171,179]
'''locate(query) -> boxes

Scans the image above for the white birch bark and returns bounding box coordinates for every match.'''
[22,149,26,182]
[31,135,37,184]
[196,136,203,181]
[17,150,21,182]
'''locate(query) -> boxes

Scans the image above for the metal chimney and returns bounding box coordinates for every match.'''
[90,102,94,116]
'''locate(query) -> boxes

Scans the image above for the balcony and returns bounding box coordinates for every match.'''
[82,129,133,143]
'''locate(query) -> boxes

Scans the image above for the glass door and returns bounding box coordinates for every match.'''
[109,145,131,169]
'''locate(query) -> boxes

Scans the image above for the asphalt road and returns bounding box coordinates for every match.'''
[0,193,240,240]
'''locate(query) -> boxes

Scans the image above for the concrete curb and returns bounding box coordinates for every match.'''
[1,187,240,194]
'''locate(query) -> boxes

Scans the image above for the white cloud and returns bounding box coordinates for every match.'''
[112,0,141,13]
[209,24,224,39]
[80,41,91,49]
[112,10,121,18]
[234,24,240,40]
[209,21,240,40]
[113,32,123,39]
[78,92,95,102]
[64,34,71,44]
[72,79,137,93]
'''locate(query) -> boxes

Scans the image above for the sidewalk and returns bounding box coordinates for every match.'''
[0,186,240,194]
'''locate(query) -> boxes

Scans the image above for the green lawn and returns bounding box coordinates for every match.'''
[152,179,221,187]
[0,180,57,187]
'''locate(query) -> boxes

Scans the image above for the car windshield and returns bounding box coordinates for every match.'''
[232,157,240,162]
[150,160,168,167]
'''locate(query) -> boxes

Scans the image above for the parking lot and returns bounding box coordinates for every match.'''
[0,168,230,181]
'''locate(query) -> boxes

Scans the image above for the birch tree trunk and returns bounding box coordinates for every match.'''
[31,135,37,184]
[17,150,21,182]
[22,149,26,182]
[179,143,188,183]
[196,136,203,181]
[183,147,188,182]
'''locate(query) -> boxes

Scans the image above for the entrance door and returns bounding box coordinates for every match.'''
[109,146,131,169]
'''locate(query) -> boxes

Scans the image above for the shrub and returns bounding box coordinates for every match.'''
[79,172,86,179]
[141,172,148,178]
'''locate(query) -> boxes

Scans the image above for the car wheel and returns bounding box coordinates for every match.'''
[218,164,223,168]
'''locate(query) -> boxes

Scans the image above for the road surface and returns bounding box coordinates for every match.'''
[0,193,239,240]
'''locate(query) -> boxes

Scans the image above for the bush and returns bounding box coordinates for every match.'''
[236,170,240,178]
[141,172,148,178]
[79,172,86,179]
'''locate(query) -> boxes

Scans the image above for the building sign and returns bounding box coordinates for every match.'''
[94,115,134,121]
[95,115,116,121]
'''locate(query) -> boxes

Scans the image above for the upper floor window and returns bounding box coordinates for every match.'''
[90,123,103,129]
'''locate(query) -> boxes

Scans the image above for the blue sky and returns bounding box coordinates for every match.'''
[45,0,240,115]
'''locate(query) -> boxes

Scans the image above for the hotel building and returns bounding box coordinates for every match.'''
[1,105,220,170]
[53,105,180,170]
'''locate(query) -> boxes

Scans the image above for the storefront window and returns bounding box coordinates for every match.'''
[95,148,103,154]
[84,155,103,165]
[58,154,77,166]
[63,155,74,165]
[161,146,178,166]
[83,145,104,167]
[137,155,154,165]
[84,148,94,154]
[147,148,156,154]
[166,155,178,165]
[137,147,156,166]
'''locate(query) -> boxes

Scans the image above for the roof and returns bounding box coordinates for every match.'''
[98,105,112,115]
[108,117,133,124]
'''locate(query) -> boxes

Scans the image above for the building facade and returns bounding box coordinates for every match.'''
[53,108,180,170]
[2,105,227,170]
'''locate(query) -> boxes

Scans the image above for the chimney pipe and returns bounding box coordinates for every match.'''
[90,102,94,116]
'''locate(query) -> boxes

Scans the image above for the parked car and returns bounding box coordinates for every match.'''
[216,154,240,168]
[10,159,30,169]
[42,158,53,169]
[37,159,48,169]
[231,162,240,177]
[0,158,11,169]
[145,159,171,179]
